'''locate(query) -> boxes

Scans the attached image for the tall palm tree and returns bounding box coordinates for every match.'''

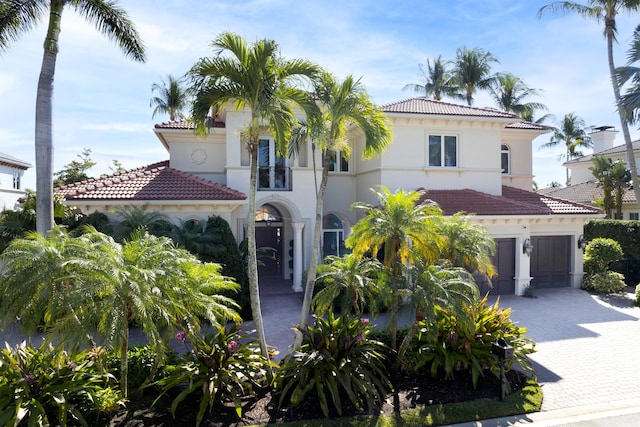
[151,74,190,121]
[452,46,499,105]
[489,73,549,120]
[346,186,443,349]
[187,32,318,362]
[0,0,146,235]
[291,72,392,350]
[591,155,615,217]
[540,113,592,185]
[403,55,461,101]
[539,0,640,217]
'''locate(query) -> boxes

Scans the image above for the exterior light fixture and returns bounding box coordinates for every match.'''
[578,234,588,250]
[523,238,534,257]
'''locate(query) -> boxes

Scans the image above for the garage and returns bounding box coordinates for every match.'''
[478,238,515,295]
[530,236,571,288]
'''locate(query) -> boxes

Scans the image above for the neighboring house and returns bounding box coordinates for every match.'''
[57,98,602,296]
[0,152,31,210]
[544,126,639,220]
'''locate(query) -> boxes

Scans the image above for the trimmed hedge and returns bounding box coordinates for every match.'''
[585,220,640,285]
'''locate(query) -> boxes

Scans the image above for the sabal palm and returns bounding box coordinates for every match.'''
[403,56,460,101]
[489,73,548,120]
[313,254,384,317]
[151,74,190,121]
[540,113,592,185]
[0,0,146,234]
[452,46,499,105]
[292,71,392,350]
[346,186,443,349]
[539,0,640,215]
[188,32,318,361]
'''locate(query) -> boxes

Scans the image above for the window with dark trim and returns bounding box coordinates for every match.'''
[501,145,510,174]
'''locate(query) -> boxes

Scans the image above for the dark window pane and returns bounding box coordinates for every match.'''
[429,135,441,166]
[444,136,456,166]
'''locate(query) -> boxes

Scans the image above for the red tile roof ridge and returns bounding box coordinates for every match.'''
[380,97,519,119]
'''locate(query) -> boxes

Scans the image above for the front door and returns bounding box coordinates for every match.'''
[256,226,282,277]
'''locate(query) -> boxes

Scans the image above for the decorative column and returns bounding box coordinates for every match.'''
[515,235,533,296]
[292,222,305,292]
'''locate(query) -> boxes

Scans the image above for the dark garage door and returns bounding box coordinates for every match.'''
[530,236,570,288]
[478,238,515,295]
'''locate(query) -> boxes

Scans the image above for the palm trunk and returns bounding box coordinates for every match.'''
[293,150,331,350]
[246,130,270,371]
[121,312,129,398]
[35,3,64,234]
[396,306,425,367]
[607,19,640,208]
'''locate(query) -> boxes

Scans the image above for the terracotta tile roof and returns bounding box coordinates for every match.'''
[540,180,636,204]
[567,140,640,164]
[380,98,518,119]
[154,118,225,130]
[504,122,549,131]
[417,186,602,216]
[0,152,31,170]
[57,161,246,201]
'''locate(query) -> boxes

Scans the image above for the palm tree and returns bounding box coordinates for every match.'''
[591,156,615,217]
[438,213,496,277]
[540,113,592,185]
[452,46,499,105]
[346,186,443,349]
[610,159,632,218]
[187,32,319,362]
[291,71,392,350]
[489,73,548,120]
[312,254,384,317]
[0,227,240,396]
[403,56,461,101]
[539,0,640,219]
[0,0,146,235]
[113,204,173,241]
[151,74,190,121]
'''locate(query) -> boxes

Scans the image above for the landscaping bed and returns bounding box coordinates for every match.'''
[109,369,534,426]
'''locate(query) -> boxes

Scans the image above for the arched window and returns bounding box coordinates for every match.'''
[255,204,282,223]
[501,145,510,174]
[322,214,348,257]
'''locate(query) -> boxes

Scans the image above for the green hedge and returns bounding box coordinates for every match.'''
[584,220,640,285]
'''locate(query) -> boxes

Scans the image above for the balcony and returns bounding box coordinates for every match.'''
[258,166,292,191]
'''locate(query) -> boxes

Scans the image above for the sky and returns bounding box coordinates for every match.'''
[2,0,640,191]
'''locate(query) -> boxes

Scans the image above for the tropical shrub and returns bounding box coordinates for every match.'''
[583,237,623,275]
[107,345,178,391]
[276,313,391,417]
[157,324,271,427]
[582,271,627,293]
[635,283,640,307]
[414,295,536,388]
[0,342,124,427]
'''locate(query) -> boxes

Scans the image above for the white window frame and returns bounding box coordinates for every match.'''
[428,134,458,167]
[327,150,349,173]
[501,145,510,174]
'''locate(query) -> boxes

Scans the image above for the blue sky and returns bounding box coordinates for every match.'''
[1,0,639,190]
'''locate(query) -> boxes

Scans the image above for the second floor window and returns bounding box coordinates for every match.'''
[12,173,21,190]
[328,150,349,172]
[428,135,457,167]
[501,145,510,174]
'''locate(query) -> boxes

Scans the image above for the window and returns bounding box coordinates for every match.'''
[629,212,639,220]
[258,138,290,190]
[12,173,20,190]
[328,150,349,172]
[428,135,457,167]
[322,214,349,257]
[501,145,510,174]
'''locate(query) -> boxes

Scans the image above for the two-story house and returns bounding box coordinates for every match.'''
[0,152,31,210]
[57,98,602,296]
[543,126,640,220]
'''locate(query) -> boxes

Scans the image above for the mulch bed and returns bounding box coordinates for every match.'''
[106,369,528,426]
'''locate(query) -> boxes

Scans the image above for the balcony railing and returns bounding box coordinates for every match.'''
[258,166,292,191]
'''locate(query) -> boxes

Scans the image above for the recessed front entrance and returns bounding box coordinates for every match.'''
[256,226,282,277]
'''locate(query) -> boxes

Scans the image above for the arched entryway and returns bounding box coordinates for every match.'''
[255,204,284,279]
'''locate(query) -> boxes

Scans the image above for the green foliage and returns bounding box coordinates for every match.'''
[157,324,271,427]
[583,237,623,275]
[0,342,124,427]
[585,220,640,284]
[583,271,627,293]
[53,148,96,187]
[276,313,391,417]
[414,295,536,388]
[635,284,640,307]
[106,345,178,391]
